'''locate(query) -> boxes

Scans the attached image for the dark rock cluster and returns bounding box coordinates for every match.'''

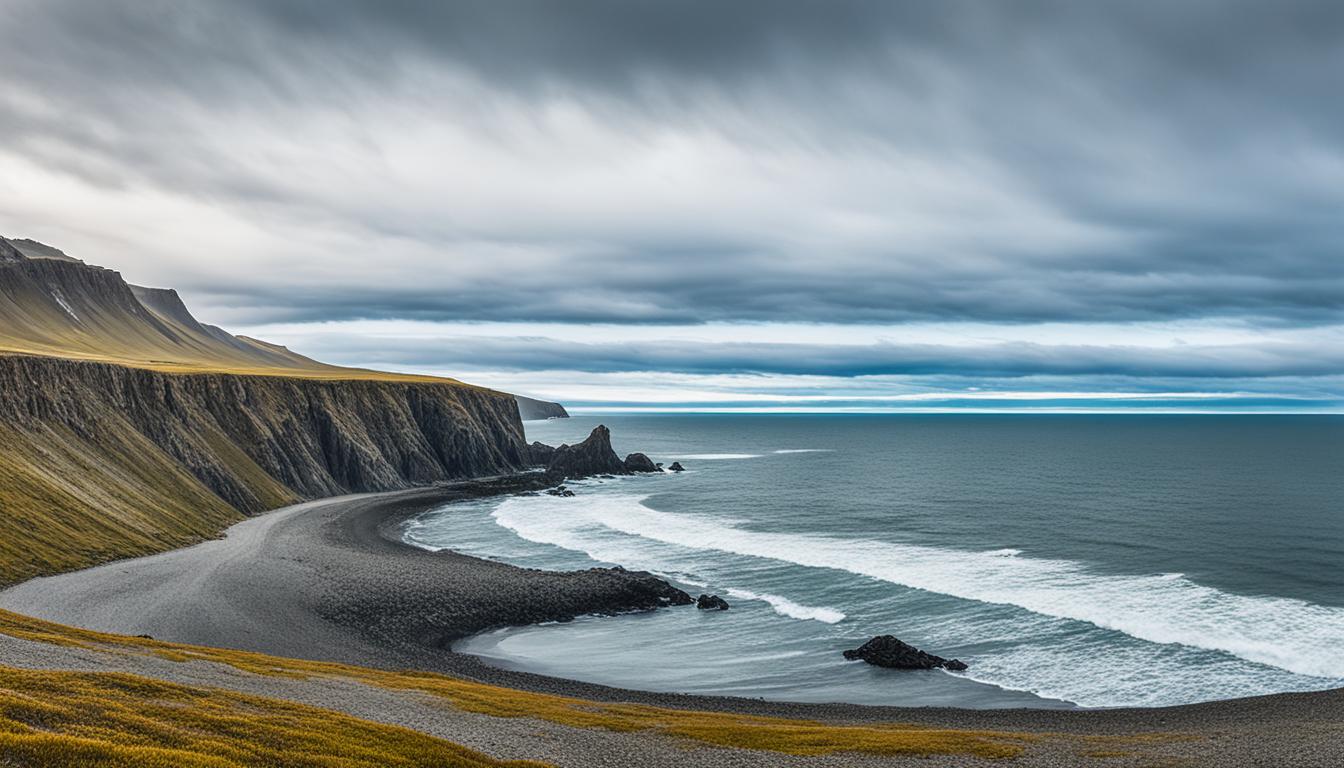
[538,425,627,480]
[527,441,558,465]
[842,635,968,671]
[668,462,686,472]
[696,594,730,611]
[623,452,659,473]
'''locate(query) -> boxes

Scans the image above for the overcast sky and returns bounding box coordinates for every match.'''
[2,1,1341,411]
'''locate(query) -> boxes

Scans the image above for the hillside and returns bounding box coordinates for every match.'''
[0,236,551,584]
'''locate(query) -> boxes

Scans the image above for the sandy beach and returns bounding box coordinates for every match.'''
[3,479,1342,766]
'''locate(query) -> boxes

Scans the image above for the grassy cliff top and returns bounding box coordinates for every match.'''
[0,236,477,387]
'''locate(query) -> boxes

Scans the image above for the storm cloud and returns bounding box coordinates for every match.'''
[1,1,1341,408]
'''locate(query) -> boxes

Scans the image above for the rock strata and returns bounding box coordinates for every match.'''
[842,635,967,671]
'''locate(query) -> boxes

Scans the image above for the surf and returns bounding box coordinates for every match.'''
[491,493,1344,680]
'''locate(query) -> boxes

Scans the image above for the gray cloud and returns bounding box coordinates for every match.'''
[1,0,1342,328]
[270,333,1344,381]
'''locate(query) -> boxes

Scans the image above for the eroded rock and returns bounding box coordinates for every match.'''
[842,635,967,671]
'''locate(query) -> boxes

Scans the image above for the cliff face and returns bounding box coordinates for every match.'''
[0,354,529,584]
[0,355,528,510]
[0,236,555,585]
[514,394,569,420]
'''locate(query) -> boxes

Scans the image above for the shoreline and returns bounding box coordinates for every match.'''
[2,477,1342,739]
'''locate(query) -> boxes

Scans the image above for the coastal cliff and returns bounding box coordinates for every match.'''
[0,236,542,585]
[515,394,569,420]
[0,355,529,585]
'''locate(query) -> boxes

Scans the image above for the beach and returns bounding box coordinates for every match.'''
[4,479,1342,766]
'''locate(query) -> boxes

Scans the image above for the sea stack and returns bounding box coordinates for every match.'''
[842,636,967,671]
[545,425,628,480]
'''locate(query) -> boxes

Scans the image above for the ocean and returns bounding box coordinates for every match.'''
[402,414,1344,709]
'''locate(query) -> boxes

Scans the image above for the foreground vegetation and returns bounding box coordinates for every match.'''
[0,666,546,768]
[0,610,1033,761]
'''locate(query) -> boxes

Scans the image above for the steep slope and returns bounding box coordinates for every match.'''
[0,237,536,584]
[0,241,340,375]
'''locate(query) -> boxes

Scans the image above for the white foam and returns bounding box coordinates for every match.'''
[491,494,1344,680]
[724,587,846,623]
[675,453,762,460]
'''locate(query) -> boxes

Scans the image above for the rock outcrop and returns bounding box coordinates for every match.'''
[842,636,967,671]
[545,425,628,480]
[623,452,660,473]
[527,441,558,466]
[668,461,686,472]
[696,594,730,611]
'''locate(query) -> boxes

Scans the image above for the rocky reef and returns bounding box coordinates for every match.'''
[696,594,730,611]
[842,635,968,671]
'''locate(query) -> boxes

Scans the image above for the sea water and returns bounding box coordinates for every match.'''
[402,414,1344,709]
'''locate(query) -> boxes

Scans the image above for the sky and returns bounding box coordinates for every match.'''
[1,0,1341,412]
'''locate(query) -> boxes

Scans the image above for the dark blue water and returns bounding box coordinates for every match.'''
[404,414,1344,709]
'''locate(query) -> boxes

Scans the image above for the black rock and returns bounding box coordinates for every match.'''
[528,441,558,466]
[545,485,576,497]
[842,635,966,671]
[696,594,730,611]
[546,425,628,480]
[624,452,660,473]
[668,461,686,472]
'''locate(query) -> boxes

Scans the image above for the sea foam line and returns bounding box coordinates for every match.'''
[491,494,1344,679]
[724,587,846,624]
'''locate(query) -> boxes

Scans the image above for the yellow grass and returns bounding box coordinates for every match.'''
[0,609,1034,760]
[0,422,252,586]
[0,347,472,385]
[0,666,546,768]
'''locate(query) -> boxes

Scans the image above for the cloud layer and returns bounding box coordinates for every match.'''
[2,1,1341,408]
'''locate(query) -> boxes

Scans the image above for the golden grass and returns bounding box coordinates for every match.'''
[0,610,1034,760]
[0,347,474,385]
[0,422,251,586]
[0,666,547,768]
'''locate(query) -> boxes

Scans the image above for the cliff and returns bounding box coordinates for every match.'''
[0,237,541,585]
[0,355,529,585]
[514,394,570,420]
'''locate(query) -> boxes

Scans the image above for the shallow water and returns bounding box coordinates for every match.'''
[404,414,1344,709]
